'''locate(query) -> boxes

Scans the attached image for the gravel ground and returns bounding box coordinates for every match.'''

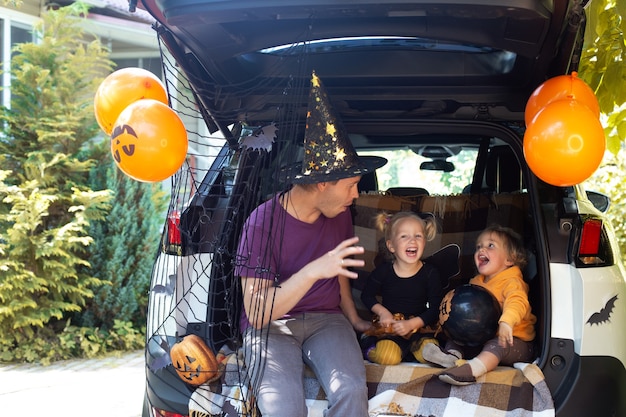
[0,350,145,417]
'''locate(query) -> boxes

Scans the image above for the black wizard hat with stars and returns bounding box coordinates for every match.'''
[287,71,387,184]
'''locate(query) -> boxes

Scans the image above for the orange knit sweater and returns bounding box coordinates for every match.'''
[470,266,536,342]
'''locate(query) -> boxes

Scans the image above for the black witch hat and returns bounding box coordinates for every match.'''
[286,71,387,184]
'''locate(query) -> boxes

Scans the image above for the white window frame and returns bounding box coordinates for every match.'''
[0,7,38,109]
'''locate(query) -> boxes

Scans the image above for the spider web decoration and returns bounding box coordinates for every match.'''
[145,24,316,417]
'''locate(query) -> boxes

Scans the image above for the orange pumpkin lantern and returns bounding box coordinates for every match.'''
[523,98,605,187]
[94,67,168,135]
[170,334,222,385]
[525,71,599,127]
[111,98,188,182]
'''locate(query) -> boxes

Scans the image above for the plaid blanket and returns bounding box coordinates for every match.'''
[367,362,554,417]
[189,353,554,417]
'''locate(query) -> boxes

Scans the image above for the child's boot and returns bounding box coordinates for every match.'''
[439,358,487,385]
[422,342,461,368]
[411,337,439,364]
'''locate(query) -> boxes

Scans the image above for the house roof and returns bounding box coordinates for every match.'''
[77,0,160,53]
[95,0,154,23]
[67,0,155,24]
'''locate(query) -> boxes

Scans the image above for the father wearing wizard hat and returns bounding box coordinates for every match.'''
[235,71,386,417]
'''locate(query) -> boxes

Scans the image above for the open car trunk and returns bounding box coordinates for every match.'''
[136,2,626,417]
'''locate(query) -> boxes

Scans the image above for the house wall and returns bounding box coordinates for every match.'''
[2,1,41,17]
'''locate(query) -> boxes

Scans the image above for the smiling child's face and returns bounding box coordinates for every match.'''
[474,231,514,280]
[386,217,426,266]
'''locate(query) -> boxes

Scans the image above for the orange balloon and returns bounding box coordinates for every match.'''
[94,68,168,135]
[525,72,599,126]
[111,99,188,182]
[523,99,605,187]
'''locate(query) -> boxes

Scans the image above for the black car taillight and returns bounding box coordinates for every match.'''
[575,216,614,266]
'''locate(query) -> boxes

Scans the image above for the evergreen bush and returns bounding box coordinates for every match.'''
[77,141,167,330]
[0,3,165,362]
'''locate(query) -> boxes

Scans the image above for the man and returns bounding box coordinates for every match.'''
[235,72,386,417]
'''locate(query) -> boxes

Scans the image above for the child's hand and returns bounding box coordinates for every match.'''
[392,319,415,337]
[498,321,513,347]
[378,310,395,327]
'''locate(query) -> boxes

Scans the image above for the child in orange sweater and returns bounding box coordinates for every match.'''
[423,224,536,385]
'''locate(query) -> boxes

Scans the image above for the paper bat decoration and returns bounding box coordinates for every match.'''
[241,123,278,152]
[152,273,175,295]
[148,337,172,371]
[587,294,618,325]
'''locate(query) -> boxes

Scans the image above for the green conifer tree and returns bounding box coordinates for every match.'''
[0,4,114,361]
[78,141,167,330]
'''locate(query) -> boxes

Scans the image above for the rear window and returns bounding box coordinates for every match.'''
[359,148,477,195]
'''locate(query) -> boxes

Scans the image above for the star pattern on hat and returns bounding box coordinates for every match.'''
[286,71,386,183]
[326,123,336,137]
[334,146,346,161]
[302,72,358,173]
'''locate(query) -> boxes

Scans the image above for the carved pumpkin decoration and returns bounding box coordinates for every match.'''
[170,334,221,385]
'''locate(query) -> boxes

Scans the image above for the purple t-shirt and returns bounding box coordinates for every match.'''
[235,195,353,330]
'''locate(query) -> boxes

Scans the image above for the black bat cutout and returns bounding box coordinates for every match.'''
[587,294,618,325]
[148,337,172,371]
[152,273,175,295]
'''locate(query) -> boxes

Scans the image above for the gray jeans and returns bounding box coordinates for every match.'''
[243,312,368,417]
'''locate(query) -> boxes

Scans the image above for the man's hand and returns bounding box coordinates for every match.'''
[301,236,365,281]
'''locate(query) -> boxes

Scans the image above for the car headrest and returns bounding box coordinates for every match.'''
[485,146,523,193]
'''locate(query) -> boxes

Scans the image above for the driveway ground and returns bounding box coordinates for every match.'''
[0,350,144,417]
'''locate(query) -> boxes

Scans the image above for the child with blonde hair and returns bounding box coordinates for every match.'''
[423,224,537,385]
[361,211,443,365]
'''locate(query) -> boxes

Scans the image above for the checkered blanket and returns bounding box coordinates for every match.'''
[367,362,554,417]
[189,352,554,417]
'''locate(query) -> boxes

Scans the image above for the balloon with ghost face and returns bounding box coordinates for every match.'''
[111,99,188,182]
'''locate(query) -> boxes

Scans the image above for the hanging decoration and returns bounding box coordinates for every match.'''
[523,98,605,186]
[523,72,605,186]
[110,98,188,182]
[524,71,600,127]
[94,67,168,135]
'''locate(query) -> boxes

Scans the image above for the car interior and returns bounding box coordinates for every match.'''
[346,139,540,334]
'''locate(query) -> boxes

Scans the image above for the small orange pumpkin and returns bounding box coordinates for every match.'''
[170,334,221,385]
[363,313,409,337]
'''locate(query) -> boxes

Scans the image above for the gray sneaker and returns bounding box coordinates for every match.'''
[422,343,461,368]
